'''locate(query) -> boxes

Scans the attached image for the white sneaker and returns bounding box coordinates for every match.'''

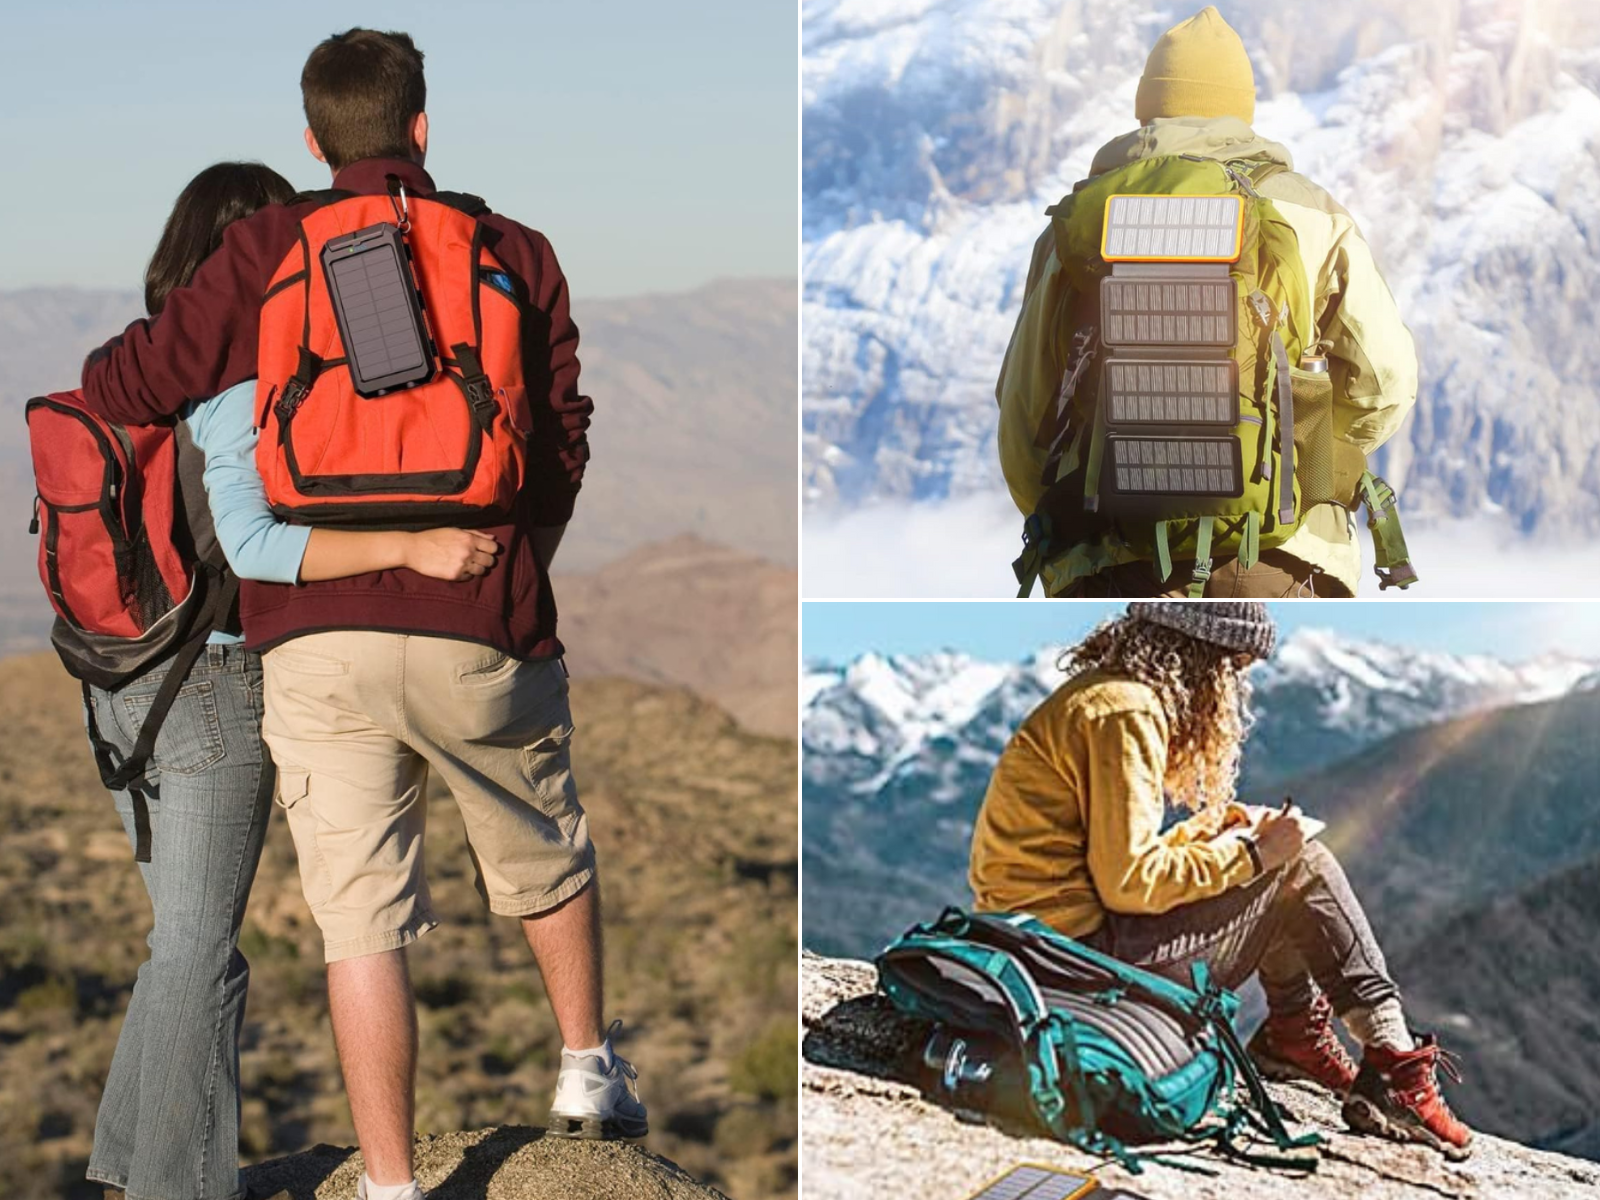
[548,1019,649,1140]
[355,1176,426,1200]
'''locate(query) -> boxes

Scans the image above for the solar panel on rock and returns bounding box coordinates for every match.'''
[964,1164,1099,1200]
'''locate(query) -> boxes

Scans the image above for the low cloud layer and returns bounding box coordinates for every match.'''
[804,501,1600,599]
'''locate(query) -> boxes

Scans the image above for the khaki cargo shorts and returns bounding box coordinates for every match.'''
[261,631,594,962]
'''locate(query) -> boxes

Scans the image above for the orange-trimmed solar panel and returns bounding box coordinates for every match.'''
[1101,194,1244,263]
[964,1165,1099,1200]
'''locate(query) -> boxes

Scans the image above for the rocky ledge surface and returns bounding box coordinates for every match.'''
[242,1127,733,1199]
[801,952,1600,1200]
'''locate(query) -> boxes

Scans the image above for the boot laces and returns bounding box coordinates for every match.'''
[1398,1041,1464,1109]
[1280,996,1352,1070]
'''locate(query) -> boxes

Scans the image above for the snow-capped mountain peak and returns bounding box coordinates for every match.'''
[805,628,1600,796]
[1259,628,1599,741]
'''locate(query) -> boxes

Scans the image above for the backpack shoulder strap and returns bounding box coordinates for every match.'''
[430,190,492,217]
[288,187,356,209]
[1229,157,1289,189]
[83,570,238,862]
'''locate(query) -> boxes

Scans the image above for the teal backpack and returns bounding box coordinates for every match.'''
[877,908,1321,1173]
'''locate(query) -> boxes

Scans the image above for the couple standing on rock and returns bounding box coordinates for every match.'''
[971,601,1472,1160]
[49,28,642,1200]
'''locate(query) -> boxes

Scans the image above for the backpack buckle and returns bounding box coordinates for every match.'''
[274,377,310,425]
[1247,290,1275,330]
[464,375,497,426]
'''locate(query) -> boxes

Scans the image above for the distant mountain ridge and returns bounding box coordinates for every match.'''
[0,276,796,592]
[801,626,1600,961]
[555,534,797,739]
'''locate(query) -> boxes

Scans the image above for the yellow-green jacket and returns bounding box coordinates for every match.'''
[998,117,1419,594]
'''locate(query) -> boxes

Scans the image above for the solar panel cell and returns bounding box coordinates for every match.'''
[1102,193,1243,262]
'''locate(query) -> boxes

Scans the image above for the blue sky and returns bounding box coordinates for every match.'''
[802,601,1600,665]
[0,0,795,299]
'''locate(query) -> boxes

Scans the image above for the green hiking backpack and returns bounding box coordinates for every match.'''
[1009,154,1417,596]
[877,908,1321,1174]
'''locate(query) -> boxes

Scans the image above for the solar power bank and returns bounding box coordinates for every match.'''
[963,1164,1099,1200]
[321,222,436,396]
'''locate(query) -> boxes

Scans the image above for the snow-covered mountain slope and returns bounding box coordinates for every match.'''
[802,0,1600,539]
[802,627,1599,795]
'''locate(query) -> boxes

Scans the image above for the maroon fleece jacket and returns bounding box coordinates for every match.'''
[80,158,590,659]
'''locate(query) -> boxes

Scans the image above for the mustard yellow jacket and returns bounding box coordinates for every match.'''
[969,668,1256,937]
[998,117,1419,595]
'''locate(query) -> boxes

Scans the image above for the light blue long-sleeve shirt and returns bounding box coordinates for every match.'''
[182,380,311,643]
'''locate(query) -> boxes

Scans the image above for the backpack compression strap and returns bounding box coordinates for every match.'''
[1033,326,1099,486]
[1247,290,1296,526]
[1186,516,1215,598]
[1360,472,1418,589]
[1014,513,1052,598]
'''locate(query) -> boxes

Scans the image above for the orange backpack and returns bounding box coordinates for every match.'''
[256,181,530,526]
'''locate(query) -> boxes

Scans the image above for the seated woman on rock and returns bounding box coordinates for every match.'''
[968,601,1471,1159]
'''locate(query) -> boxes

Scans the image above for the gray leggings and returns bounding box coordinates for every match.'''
[1085,840,1400,1016]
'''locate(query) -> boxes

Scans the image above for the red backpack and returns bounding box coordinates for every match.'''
[255,182,530,526]
[26,390,235,859]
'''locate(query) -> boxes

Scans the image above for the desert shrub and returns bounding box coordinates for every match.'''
[728,1019,798,1102]
[713,1103,775,1157]
[239,921,300,963]
[414,971,475,1009]
[15,976,75,1015]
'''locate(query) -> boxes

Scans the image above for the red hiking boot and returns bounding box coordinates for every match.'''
[1342,1034,1473,1160]
[1246,994,1358,1094]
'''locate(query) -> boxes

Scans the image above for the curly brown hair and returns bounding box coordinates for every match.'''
[1059,614,1254,829]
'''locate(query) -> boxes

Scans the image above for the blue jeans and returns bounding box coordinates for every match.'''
[83,643,273,1200]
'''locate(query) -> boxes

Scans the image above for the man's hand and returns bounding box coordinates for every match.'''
[404,529,502,580]
[1253,807,1308,872]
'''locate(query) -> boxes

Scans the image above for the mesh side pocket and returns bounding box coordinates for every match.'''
[128,526,176,632]
[1291,368,1335,507]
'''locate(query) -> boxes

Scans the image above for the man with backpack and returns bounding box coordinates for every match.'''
[78,29,643,1200]
[1000,6,1420,598]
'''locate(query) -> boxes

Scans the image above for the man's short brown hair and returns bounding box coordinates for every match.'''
[301,29,426,172]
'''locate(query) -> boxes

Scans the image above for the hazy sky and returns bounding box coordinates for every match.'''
[802,601,1600,665]
[0,0,796,299]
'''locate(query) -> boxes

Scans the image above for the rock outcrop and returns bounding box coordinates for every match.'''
[241,1127,730,1199]
[801,954,1600,1200]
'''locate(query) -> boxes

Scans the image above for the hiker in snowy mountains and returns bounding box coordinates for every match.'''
[999,7,1418,597]
[970,603,1471,1157]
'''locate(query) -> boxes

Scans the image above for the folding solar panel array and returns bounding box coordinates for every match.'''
[1097,193,1245,504]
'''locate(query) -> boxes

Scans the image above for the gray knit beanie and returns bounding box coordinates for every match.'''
[1126,601,1277,658]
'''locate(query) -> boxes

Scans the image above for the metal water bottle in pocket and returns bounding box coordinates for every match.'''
[921,1028,1004,1123]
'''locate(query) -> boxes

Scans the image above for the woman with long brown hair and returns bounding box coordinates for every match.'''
[969,602,1472,1160]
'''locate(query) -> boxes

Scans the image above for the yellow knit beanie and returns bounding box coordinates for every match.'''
[1135,6,1256,125]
